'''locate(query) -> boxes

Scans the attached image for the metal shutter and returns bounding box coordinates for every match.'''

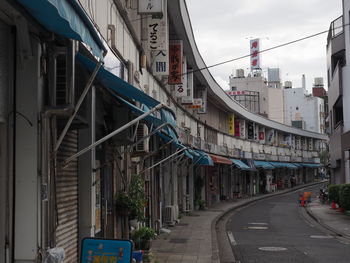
[56,130,78,263]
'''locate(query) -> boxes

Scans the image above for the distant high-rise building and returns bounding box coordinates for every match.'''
[267,68,281,88]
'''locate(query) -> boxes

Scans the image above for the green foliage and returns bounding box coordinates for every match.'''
[195,199,206,210]
[328,184,341,203]
[115,191,132,208]
[133,227,156,250]
[129,174,147,221]
[339,184,350,210]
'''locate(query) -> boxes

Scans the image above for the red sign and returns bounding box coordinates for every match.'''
[168,40,183,84]
[259,131,265,140]
[234,119,240,137]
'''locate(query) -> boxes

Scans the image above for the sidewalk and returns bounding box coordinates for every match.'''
[306,199,350,241]
[150,182,322,263]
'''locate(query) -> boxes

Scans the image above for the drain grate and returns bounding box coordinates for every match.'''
[169,238,187,244]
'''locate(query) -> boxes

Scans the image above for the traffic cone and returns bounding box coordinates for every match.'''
[331,201,337,209]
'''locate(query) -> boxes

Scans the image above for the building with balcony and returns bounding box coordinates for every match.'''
[327,1,350,184]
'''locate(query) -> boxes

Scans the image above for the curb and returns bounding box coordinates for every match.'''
[211,181,325,263]
[305,205,350,241]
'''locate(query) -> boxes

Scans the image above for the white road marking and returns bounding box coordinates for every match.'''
[248,222,268,225]
[310,235,333,239]
[247,226,268,230]
[227,231,237,246]
[259,247,287,252]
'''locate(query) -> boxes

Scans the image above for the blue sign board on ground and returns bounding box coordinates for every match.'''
[81,238,132,263]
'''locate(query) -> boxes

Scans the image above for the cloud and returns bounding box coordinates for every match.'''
[186,0,342,91]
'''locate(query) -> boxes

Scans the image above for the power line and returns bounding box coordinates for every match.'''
[187,23,349,76]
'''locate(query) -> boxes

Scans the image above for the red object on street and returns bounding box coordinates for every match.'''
[331,201,337,209]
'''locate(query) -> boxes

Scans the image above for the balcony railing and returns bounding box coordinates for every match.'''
[328,16,343,41]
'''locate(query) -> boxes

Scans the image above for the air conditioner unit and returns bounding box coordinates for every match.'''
[134,124,150,154]
[164,205,176,226]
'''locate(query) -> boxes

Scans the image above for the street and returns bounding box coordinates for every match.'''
[225,185,350,263]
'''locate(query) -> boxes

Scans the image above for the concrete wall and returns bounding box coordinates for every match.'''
[267,88,284,124]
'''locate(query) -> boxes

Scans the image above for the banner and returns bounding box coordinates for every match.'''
[250,38,260,70]
[240,119,246,139]
[228,114,235,136]
[168,40,183,84]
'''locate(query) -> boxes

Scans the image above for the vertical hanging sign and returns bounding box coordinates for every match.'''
[197,88,207,114]
[234,119,240,137]
[250,38,260,70]
[228,114,235,136]
[168,40,183,84]
[240,120,246,139]
[175,56,187,97]
[181,70,194,104]
[138,0,163,15]
[147,5,168,51]
[152,50,168,75]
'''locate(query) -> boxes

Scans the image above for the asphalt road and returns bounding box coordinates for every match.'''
[226,185,350,263]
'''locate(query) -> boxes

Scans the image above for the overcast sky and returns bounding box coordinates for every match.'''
[186,0,342,92]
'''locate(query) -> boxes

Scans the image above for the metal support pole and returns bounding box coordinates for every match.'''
[62,103,165,167]
[54,60,103,152]
[138,147,187,175]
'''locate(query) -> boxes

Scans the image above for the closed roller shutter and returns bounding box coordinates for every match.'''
[56,130,78,263]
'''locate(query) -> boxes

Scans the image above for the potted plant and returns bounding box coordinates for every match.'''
[133,227,156,251]
[129,174,147,222]
[115,191,132,216]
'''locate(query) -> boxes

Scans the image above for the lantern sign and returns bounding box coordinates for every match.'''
[250,38,260,70]
[152,50,168,75]
[168,40,183,84]
[138,0,163,15]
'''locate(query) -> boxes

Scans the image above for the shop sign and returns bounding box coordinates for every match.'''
[147,11,167,51]
[81,238,132,263]
[250,38,260,70]
[152,50,168,75]
[181,71,194,104]
[187,98,202,109]
[168,40,183,84]
[175,56,187,97]
[240,120,246,139]
[197,88,207,114]
[228,114,235,136]
[234,119,240,137]
[253,153,266,160]
[247,122,254,139]
[266,129,274,144]
[138,0,163,15]
[244,151,252,159]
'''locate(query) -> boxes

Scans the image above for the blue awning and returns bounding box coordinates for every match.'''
[231,159,251,170]
[190,150,214,166]
[77,53,163,108]
[269,162,298,169]
[302,163,322,168]
[17,0,106,58]
[253,160,275,170]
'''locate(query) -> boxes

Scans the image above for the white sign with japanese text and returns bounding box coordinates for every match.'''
[181,71,194,104]
[147,5,168,51]
[152,50,168,75]
[197,88,207,114]
[138,0,163,14]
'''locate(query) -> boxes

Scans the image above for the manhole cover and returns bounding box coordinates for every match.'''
[248,226,268,230]
[259,247,287,252]
[310,235,333,239]
[169,238,187,244]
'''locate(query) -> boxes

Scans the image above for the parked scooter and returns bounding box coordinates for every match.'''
[319,187,328,204]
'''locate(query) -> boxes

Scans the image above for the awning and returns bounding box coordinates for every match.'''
[208,154,232,165]
[17,0,106,58]
[231,159,251,170]
[191,150,214,166]
[77,53,164,109]
[269,162,298,169]
[302,163,322,168]
[253,160,275,170]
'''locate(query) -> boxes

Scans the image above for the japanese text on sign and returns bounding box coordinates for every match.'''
[147,10,167,51]
[250,38,260,70]
[152,50,168,75]
[168,40,183,84]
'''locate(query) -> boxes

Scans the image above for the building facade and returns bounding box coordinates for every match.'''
[327,0,350,184]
